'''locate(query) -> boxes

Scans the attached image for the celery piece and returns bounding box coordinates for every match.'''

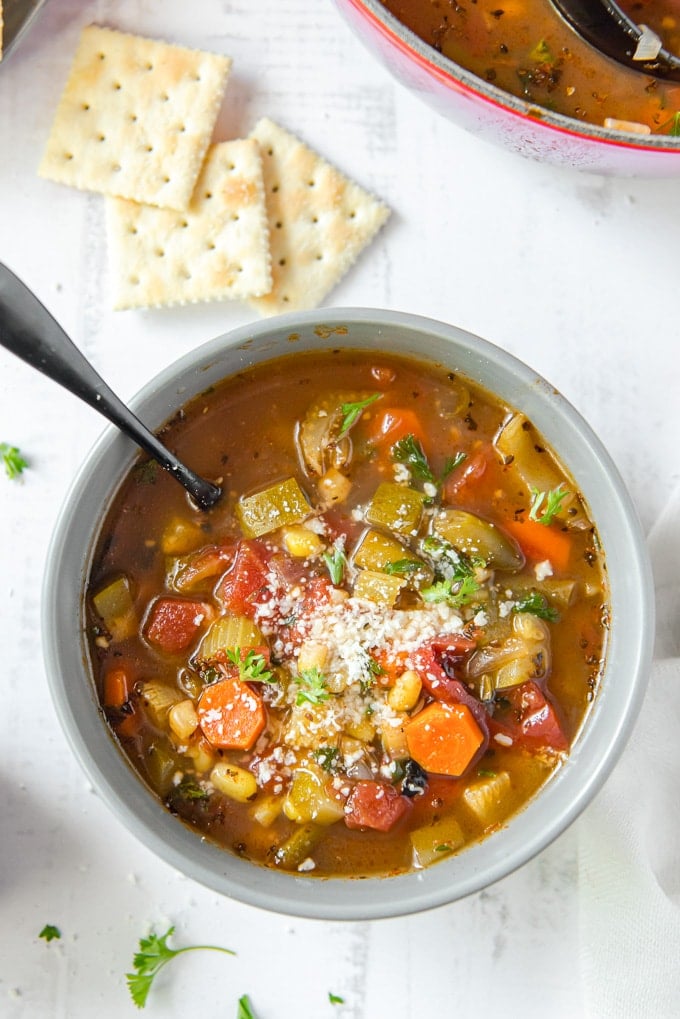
[250,793,284,828]
[461,771,512,826]
[365,482,426,536]
[494,414,586,527]
[92,575,137,641]
[434,509,523,572]
[283,769,345,825]
[507,577,577,610]
[197,615,264,664]
[410,816,465,867]
[352,528,432,588]
[236,477,311,538]
[353,569,405,607]
[273,822,325,869]
[140,681,184,728]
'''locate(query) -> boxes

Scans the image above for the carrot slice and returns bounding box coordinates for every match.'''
[197,677,266,750]
[405,702,484,778]
[503,517,572,571]
[103,666,131,708]
[367,408,427,450]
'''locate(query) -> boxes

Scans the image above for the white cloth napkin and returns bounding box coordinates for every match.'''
[578,485,680,1018]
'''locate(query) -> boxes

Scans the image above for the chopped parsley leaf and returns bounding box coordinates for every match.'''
[421,574,479,607]
[313,746,340,773]
[514,591,559,622]
[296,667,329,706]
[392,434,466,491]
[0,442,28,480]
[338,394,381,437]
[39,924,61,942]
[329,992,345,1004]
[383,559,420,575]
[323,545,347,585]
[237,995,257,1019]
[225,648,274,684]
[528,483,569,525]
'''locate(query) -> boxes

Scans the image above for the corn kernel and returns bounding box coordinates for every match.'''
[318,467,352,505]
[344,716,376,742]
[210,761,258,802]
[282,525,325,558]
[168,699,199,741]
[388,669,422,712]
[297,640,329,673]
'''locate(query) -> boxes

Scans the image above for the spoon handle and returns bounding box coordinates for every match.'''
[0,263,221,510]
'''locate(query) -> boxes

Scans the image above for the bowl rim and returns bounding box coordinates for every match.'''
[42,307,655,920]
[340,0,680,152]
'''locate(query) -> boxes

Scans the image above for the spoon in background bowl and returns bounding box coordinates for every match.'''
[0,262,223,510]
[551,0,680,80]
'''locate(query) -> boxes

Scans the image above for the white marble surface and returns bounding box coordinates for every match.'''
[0,2,678,1016]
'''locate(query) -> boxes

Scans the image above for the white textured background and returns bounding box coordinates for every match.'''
[1,1,678,1016]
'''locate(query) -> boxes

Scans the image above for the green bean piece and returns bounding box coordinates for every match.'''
[434,509,523,572]
[273,822,325,869]
[236,477,311,538]
[365,482,426,535]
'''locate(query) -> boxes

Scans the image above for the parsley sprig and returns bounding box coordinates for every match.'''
[392,434,465,492]
[528,484,569,525]
[420,536,484,607]
[0,442,28,480]
[126,926,235,1009]
[296,666,329,705]
[225,648,274,684]
[338,394,381,437]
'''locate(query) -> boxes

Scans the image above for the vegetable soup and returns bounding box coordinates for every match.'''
[380,0,680,135]
[87,348,608,878]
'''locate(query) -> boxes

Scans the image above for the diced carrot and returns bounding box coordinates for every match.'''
[406,702,484,778]
[145,597,211,654]
[344,780,411,832]
[503,517,572,572]
[197,677,266,750]
[366,408,427,450]
[103,666,131,708]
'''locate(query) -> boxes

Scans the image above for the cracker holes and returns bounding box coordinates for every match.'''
[307,180,316,187]
[180,220,189,228]
[162,176,171,184]
[112,163,122,173]
[272,184,279,193]
[177,124,186,133]
[145,63,154,71]
[207,242,216,251]
[231,214,240,222]
[145,145,154,153]
[97,134,106,143]
[113,82,122,91]
[205,191,213,199]
[282,295,290,303]
[275,221,282,229]
[315,254,323,261]
[154,248,165,258]
[129,275,140,286]
[311,216,318,224]
[228,162,235,171]
[82,103,90,112]
[64,153,74,161]
[98,52,106,61]
[278,258,286,267]
[180,268,192,280]
[129,114,138,123]
[161,93,170,102]
[267,148,273,156]
[128,226,138,235]
[348,211,356,219]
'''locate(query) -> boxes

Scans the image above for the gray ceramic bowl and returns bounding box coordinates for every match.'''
[43,308,654,920]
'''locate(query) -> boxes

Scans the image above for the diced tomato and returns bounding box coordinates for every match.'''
[344,780,411,832]
[409,774,463,823]
[490,680,568,752]
[214,541,270,618]
[443,448,488,501]
[366,407,427,451]
[145,597,210,654]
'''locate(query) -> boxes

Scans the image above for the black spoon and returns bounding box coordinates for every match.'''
[551,0,680,81]
[0,262,222,511]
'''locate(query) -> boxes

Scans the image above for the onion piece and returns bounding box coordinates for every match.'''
[633,24,662,60]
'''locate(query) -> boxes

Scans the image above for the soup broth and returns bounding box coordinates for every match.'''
[380,0,680,134]
[87,348,608,878]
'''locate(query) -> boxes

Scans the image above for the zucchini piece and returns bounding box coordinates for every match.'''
[274,822,325,869]
[283,768,345,825]
[434,509,523,572]
[462,771,512,826]
[143,738,184,796]
[494,414,587,527]
[92,575,137,641]
[410,816,465,867]
[365,482,426,536]
[352,528,433,588]
[196,615,265,664]
[161,517,205,555]
[236,477,311,538]
[506,577,577,609]
[353,569,405,606]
